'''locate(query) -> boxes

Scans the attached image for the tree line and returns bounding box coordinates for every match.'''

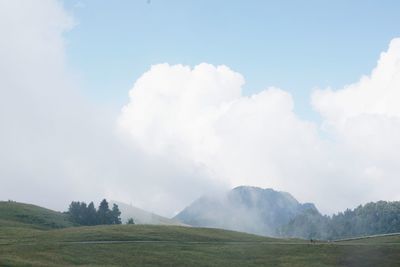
[278,201,400,240]
[67,199,121,225]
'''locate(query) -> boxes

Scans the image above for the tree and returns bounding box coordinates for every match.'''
[97,199,111,224]
[68,201,82,224]
[86,202,98,225]
[111,203,122,224]
[68,199,124,226]
[68,201,88,225]
[79,202,88,224]
[127,218,135,224]
[279,200,400,240]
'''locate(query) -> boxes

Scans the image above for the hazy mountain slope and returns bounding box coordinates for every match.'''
[111,201,185,226]
[174,186,318,236]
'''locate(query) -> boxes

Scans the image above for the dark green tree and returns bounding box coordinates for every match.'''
[86,202,98,225]
[127,218,135,224]
[68,201,88,225]
[68,199,125,226]
[97,199,111,224]
[279,200,400,240]
[111,204,122,224]
[68,201,82,224]
[79,202,88,224]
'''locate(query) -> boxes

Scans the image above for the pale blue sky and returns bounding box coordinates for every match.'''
[64,0,400,120]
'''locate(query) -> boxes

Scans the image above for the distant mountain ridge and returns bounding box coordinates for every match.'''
[174,186,318,236]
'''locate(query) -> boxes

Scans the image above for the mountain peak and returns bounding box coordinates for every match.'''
[174,186,319,236]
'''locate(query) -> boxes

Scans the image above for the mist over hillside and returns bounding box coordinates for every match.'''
[175,186,400,240]
[110,201,185,226]
[174,186,317,236]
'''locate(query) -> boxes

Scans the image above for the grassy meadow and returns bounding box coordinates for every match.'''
[1,201,400,267]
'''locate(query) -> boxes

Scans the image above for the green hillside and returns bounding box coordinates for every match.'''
[38,224,273,243]
[1,201,400,266]
[2,225,400,267]
[0,201,73,230]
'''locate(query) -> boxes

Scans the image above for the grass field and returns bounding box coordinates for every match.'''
[0,201,74,230]
[1,202,400,266]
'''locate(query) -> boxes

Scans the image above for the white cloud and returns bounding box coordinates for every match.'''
[312,38,400,129]
[0,1,221,216]
[0,0,86,207]
[311,38,400,210]
[119,39,400,214]
[0,0,143,212]
[118,63,327,211]
[118,63,244,163]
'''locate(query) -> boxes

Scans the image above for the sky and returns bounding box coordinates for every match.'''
[63,0,400,120]
[1,0,400,217]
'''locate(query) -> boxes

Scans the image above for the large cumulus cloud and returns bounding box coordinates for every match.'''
[311,38,400,209]
[119,39,400,214]
[118,63,327,211]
